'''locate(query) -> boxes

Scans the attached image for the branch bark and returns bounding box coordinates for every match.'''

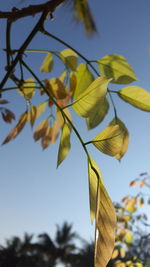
[0,0,65,21]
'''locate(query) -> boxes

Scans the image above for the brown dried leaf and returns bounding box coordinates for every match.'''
[0,99,9,104]
[1,108,15,123]
[2,112,27,145]
[129,179,137,187]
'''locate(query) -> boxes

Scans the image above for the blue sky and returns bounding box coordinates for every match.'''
[0,0,150,244]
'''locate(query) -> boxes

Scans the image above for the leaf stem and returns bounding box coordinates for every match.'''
[40,28,100,77]
[21,59,92,159]
[0,11,47,91]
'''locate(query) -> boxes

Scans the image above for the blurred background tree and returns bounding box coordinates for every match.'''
[0,173,149,267]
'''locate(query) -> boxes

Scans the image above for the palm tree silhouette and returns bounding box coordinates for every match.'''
[38,222,79,266]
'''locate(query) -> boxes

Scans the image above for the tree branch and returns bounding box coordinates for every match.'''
[0,0,65,21]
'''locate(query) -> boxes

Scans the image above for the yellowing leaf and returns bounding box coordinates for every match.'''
[88,158,101,223]
[74,64,94,99]
[125,232,133,243]
[28,106,37,127]
[51,119,61,144]
[33,120,49,141]
[86,98,109,130]
[92,124,123,157]
[27,102,47,128]
[110,118,129,160]
[118,86,150,111]
[59,71,67,83]
[57,123,71,167]
[2,112,27,145]
[134,263,143,267]
[18,78,35,99]
[120,248,126,258]
[46,78,67,99]
[41,126,53,149]
[70,72,77,97]
[72,77,110,117]
[95,182,116,267]
[111,249,119,259]
[114,260,126,267]
[125,203,136,213]
[98,54,137,84]
[60,49,78,71]
[40,52,54,73]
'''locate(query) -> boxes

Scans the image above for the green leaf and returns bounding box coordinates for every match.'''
[18,78,35,99]
[74,64,94,99]
[72,77,110,117]
[86,98,109,130]
[88,158,101,223]
[36,102,47,118]
[98,54,137,84]
[95,182,116,267]
[110,118,129,160]
[60,49,78,71]
[118,86,150,111]
[40,52,54,73]
[92,124,123,157]
[57,123,71,167]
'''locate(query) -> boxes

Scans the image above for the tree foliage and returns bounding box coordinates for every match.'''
[0,1,150,266]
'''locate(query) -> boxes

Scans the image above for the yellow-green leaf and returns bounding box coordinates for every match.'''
[111,249,119,259]
[18,78,35,99]
[27,102,47,127]
[119,86,150,111]
[36,102,47,118]
[134,263,143,267]
[125,198,137,213]
[125,231,133,244]
[92,124,123,157]
[60,49,78,71]
[57,123,71,167]
[95,182,116,267]
[40,52,54,73]
[88,158,101,223]
[72,77,110,117]
[74,0,97,36]
[74,64,94,99]
[110,118,129,160]
[120,248,126,258]
[98,54,137,84]
[86,98,109,130]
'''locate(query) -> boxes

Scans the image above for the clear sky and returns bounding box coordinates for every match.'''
[0,0,150,244]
